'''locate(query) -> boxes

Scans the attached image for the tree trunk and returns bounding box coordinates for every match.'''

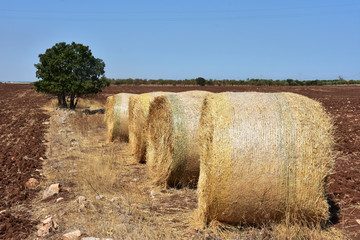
[74,95,79,108]
[61,94,67,108]
[57,94,62,105]
[69,94,76,109]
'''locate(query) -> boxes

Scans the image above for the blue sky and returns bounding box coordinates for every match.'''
[0,0,359,82]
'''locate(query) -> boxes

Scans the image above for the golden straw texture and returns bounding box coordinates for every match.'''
[147,91,210,188]
[106,93,135,142]
[128,92,171,162]
[196,92,334,227]
[105,95,115,143]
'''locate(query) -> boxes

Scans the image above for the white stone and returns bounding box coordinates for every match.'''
[37,216,55,237]
[150,190,157,198]
[96,194,104,200]
[43,183,60,199]
[76,196,86,203]
[62,229,81,240]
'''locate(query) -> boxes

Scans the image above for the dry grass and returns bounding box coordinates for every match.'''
[28,96,347,240]
[30,99,199,239]
[42,98,104,112]
[76,98,104,110]
[270,224,346,239]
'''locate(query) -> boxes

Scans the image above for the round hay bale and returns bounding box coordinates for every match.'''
[128,92,172,162]
[180,90,211,96]
[106,93,135,142]
[147,90,211,188]
[128,96,137,154]
[196,92,334,226]
[105,95,115,142]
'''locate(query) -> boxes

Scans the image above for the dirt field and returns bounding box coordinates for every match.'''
[0,83,359,239]
[0,84,50,239]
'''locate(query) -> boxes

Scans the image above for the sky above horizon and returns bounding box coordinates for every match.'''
[1,0,359,82]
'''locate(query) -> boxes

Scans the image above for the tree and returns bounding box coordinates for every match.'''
[195,77,206,86]
[34,42,108,109]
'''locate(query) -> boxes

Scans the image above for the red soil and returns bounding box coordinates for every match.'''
[0,84,50,239]
[1,84,359,239]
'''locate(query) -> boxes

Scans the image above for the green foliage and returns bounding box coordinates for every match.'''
[34,42,107,109]
[195,77,206,86]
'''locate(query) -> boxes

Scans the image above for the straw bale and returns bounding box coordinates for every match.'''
[196,92,334,226]
[106,93,135,142]
[105,95,115,142]
[147,91,211,187]
[180,90,211,96]
[128,92,172,162]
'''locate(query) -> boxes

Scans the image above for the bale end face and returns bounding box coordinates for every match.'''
[106,93,134,143]
[112,93,135,142]
[105,95,115,143]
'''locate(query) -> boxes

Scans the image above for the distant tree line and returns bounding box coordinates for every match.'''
[104,77,360,86]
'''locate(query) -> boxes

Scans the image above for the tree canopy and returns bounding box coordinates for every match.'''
[195,77,206,86]
[34,42,108,109]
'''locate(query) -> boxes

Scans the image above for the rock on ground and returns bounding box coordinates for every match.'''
[43,183,60,199]
[62,229,82,240]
